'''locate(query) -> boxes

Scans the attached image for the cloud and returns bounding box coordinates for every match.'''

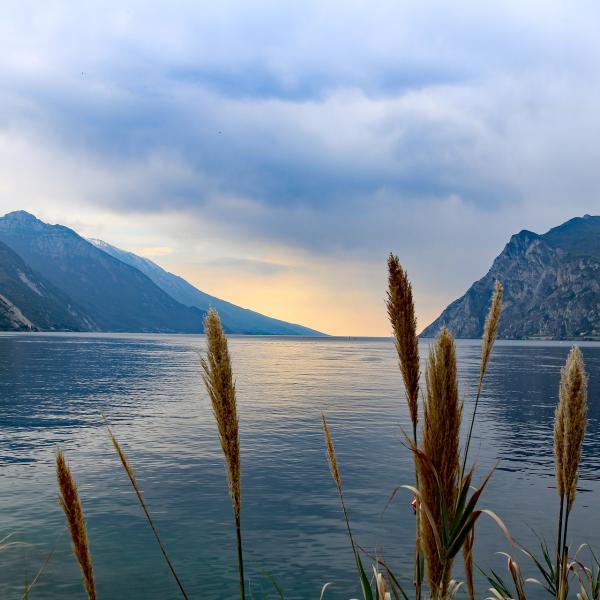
[1,1,600,333]
[198,257,293,277]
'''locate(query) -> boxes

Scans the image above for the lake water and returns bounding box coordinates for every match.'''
[0,334,599,599]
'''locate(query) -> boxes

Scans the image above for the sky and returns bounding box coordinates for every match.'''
[1,1,600,336]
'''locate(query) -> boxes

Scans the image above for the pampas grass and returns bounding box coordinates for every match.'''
[560,347,587,513]
[201,308,244,600]
[386,253,420,440]
[36,256,598,600]
[480,281,503,383]
[322,414,343,498]
[322,413,374,600]
[462,280,503,474]
[418,328,461,597]
[387,254,423,598]
[554,346,588,598]
[55,448,96,600]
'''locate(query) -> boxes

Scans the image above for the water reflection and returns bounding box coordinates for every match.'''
[0,334,598,599]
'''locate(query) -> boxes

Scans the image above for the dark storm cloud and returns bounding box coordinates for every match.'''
[2,0,600,273]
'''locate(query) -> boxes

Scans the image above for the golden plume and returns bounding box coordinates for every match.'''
[55,449,96,600]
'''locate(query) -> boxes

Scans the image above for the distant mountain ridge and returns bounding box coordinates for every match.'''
[0,211,204,332]
[89,238,323,336]
[421,215,600,340]
[0,211,323,335]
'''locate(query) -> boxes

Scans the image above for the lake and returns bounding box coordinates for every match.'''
[0,334,599,599]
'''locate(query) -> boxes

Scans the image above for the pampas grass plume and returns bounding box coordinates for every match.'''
[419,328,461,595]
[560,347,588,511]
[480,281,503,381]
[386,254,420,436]
[55,448,96,600]
[201,308,245,599]
[201,308,241,518]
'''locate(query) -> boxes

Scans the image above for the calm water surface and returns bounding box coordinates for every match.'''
[0,334,599,599]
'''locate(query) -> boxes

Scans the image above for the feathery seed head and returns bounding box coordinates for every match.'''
[109,428,138,487]
[322,414,343,497]
[419,327,461,595]
[480,281,503,380]
[559,347,588,511]
[55,448,96,600]
[201,308,241,519]
[386,253,420,434]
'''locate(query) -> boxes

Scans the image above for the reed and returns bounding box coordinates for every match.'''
[462,280,503,476]
[106,424,190,600]
[322,413,343,498]
[419,328,461,597]
[55,448,96,600]
[386,253,420,441]
[386,253,423,598]
[561,347,587,513]
[322,413,373,600]
[553,388,566,592]
[200,308,244,600]
[554,346,588,598]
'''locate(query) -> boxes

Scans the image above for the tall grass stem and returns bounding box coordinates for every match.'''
[106,424,190,600]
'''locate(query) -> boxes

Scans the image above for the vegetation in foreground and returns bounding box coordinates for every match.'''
[6,255,598,599]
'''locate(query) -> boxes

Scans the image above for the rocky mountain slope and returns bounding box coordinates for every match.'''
[0,211,323,334]
[90,238,323,335]
[421,215,600,340]
[0,239,94,331]
[0,211,205,332]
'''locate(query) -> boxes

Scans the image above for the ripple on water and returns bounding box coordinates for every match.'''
[0,334,598,599]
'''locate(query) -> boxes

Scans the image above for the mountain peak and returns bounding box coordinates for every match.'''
[3,210,42,224]
[542,214,600,260]
[421,215,600,340]
[0,211,50,234]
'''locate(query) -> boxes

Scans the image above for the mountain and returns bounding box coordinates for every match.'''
[89,239,324,335]
[421,215,600,340]
[0,239,94,331]
[0,211,204,333]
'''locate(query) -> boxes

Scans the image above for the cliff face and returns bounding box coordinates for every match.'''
[0,239,94,331]
[421,216,600,340]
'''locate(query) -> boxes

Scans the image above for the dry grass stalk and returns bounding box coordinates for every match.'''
[321,413,372,598]
[387,254,423,599]
[386,253,420,438]
[554,346,588,597]
[462,281,503,477]
[480,281,503,382]
[201,308,241,518]
[560,347,587,512]
[322,413,343,498]
[419,328,461,597]
[107,425,190,600]
[55,448,96,600]
[201,308,244,600]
